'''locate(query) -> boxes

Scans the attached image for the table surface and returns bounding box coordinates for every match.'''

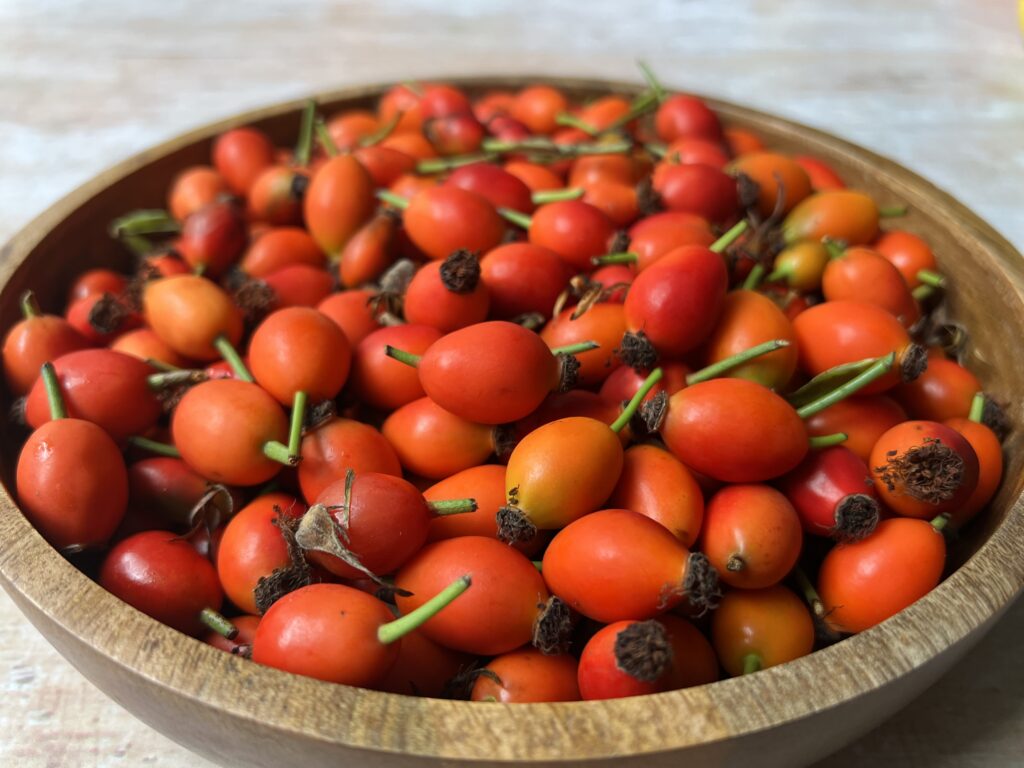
[2,1,1023,766]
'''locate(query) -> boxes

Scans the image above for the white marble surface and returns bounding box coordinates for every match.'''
[1,1,1023,766]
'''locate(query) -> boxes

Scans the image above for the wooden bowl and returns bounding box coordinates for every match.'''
[1,77,1022,768]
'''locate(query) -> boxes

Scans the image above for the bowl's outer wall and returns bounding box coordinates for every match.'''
[1,77,1023,768]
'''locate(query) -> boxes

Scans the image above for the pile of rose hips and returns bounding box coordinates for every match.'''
[4,68,1007,702]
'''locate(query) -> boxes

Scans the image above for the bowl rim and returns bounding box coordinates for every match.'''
[2,75,1024,763]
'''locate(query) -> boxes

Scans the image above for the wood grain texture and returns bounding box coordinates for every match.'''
[1,2,1023,767]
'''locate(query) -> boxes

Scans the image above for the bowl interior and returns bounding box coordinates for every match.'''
[1,76,1023,765]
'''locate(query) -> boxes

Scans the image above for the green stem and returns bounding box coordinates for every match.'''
[481,138,633,157]
[122,234,155,257]
[792,567,826,619]
[710,220,748,254]
[968,392,985,423]
[611,367,664,433]
[145,358,181,373]
[916,269,946,289]
[809,432,848,449]
[879,204,908,218]
[40,362,67,420]
[287,390,307,459]
[498,207,533,229]
[377,575,472,645]
[359,110,404,148]
[644,141,668,159]
[742,653,762,675]
[428,498,478,516]
[416,152,497,175]
[554,113,599,136]
[384,346,422,367]
[796,353,896,419]
[262,440,294,466]
[912,284,936,302]
[766,265,790,283]
[294,100,316,167]
[532,187,585,205]
[376,189,410,210]
[592,252,638,266]
[315,118,340,157]
[604,91,659,132]
[686,340,790,385]
[193,263,207,277]
[550,340,600,356]
[741,263,766,291]
[127,436,181,458]
[822,239,846,260]
[532,560,543,571]
[636,60,667,102]
[146,370,206,389]
[20,290,41,319]
[199,608,238,640]
[213,335,254,383]
[110,209,181,237]
[931,514,950,532]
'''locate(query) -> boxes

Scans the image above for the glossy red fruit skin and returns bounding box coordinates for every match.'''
[528,200,615,271]
[542,509,692,622]
[252,583,397,687]
[655,94,723,143]
[479,243,571,319]
[349,324,443,411]
[215,493,303,615]
[662,379,808,483]
[297,418,402,504]
[394,536,549,656]
[178,201,247,277]
[778,446,878,537]
[17,418,128,551]
[624,245,728,357]
[652,163,738,224]
[700,484,803,589]
[2,313,89,396]
[24,349,162,443]
[445,163,535,213]
[577,621,664,701]
[99,530,223,636]
[418,321,558,424]
[307,473,437,579]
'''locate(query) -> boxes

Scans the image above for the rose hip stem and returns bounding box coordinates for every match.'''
[742,263,766,291]
[931,514,950,532]
[636,59,668,103]
[263,390,308,466]
[109,209,181,238]
[20,290,41,319]
[791,566,826,619]
[384,340,600,368]
[969,392,985,423]
[592,220,750,266]
[40,362,67,420]
[480,137,634,157]
[315,118,340,157]
[532,187,585,204]
[375,575,472,645]
[359,109,404,148]
[554,113,599,136]
[127,435,182,458]
[428,498,479,515]
[213,334,254,383]
[808,432,848,448]
[199,608,238,640]
[293,99,317,167]
[878,204,908,218]
[742,653,762,675]
[794,352,897,420]
[146,369,208,389]
[684,339,790,385]
[610,367,664,433]
[912,269,947,302]
[416,152,499,175]
[145,358,181,373]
